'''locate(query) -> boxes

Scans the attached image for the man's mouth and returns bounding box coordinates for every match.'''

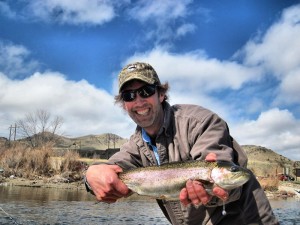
[136,108,150,116]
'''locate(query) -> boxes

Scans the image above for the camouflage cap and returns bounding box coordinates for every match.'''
[118,62,161,92]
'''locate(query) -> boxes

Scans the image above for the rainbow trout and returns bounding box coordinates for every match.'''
[119,160,250,200]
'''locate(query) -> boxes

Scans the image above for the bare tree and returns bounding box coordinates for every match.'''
[111,134,120,149]
[17,109,64,147]
[104,133,112,149]
[104,133,121,149]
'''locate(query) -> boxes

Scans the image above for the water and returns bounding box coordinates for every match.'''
[0,186,168,225]
[270,198,300,225]
[0,186,299,225]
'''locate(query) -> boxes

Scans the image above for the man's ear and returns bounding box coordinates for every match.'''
[159,92,165,103]
[122,102,128,111]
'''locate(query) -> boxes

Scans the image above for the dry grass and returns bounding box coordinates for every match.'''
[0,143,87,180]
[60,150,84,172]
[80,157,108,165]
[0,143,53,178]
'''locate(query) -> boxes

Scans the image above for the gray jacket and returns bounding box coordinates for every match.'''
[109,103,278,225]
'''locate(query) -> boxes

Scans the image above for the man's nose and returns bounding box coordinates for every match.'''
[134,93,145,104]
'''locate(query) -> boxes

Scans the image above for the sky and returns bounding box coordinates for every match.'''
[0,0,300,160]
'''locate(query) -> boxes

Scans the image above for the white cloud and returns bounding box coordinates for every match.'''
[127,0,194,43]
[231,108,300,160]
[275,68,300,105]
[1,0,129,25]
[0,40,134,139]
[0,72,135,138]
[124,48,263,92]
[0,1,17,19]
[237,4,300,107]
[9,0,125,25]
[128,0,192,23]
[29,0,117,25]
[176,23,196,37]
[239,5,300,75]
[0,41,40,78]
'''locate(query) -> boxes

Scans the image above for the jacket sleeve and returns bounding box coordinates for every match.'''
[188,112,234,162]
[107,140,143,170]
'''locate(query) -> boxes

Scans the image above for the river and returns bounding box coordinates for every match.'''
[0,186,299,225]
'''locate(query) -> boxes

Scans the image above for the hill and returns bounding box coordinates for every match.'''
[242,145,294,177]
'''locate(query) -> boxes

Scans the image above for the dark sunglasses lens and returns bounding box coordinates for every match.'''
[121,85,156,102]
[122,92,135,102]
[138,85,156,98]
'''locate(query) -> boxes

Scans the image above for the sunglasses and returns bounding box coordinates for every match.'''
[121,84,157,102]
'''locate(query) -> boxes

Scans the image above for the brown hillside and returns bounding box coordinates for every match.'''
[242,145,294,178]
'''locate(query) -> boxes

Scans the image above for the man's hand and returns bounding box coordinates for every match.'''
[85,164,131,203]
[179,153,229,207]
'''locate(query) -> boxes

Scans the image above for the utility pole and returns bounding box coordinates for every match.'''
[8,124,17,145]
[13,123,17,141]
[8,125,12,142]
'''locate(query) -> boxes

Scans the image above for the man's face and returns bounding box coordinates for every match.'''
[122,80,165,132]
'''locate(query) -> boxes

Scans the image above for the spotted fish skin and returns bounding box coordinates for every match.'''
[119,160,251,200]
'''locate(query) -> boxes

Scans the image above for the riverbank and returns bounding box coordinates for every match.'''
[266,181,300,199]
[0,176,85,190]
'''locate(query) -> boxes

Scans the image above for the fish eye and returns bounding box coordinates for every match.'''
[230,166,239,172]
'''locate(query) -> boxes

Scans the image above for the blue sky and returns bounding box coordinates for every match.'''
[0,0,300,160]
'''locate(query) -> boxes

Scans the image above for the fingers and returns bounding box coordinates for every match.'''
[85,164,130,203]
[188,180,212,205]
[180,180,212,207]
[107,165,131,196]
[110,164,124,173]
[94,185,127,203]
[113,179,131,196]
[180,180,228,207]
[205,152,217,162]
[179,188,190,206]
[213,186,228,201]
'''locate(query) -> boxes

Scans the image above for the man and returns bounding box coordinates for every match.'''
[85,62,278,225]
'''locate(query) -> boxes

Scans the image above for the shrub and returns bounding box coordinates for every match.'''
[60,150,85,172]
[0,144,86,181]
[0,143,53,178]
